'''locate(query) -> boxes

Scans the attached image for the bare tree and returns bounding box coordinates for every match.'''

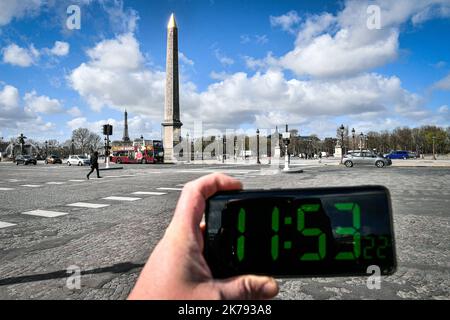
[71,128,91,154]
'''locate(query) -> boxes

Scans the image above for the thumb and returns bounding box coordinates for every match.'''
[216,275,279,300]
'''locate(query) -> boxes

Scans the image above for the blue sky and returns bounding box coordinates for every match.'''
[0,0,450,143]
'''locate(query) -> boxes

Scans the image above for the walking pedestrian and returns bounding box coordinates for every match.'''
[87,151,102,180]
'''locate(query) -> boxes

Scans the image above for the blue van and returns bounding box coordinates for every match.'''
[384,150,410,159]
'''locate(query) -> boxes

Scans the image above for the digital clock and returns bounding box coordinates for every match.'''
[204,186,396,278]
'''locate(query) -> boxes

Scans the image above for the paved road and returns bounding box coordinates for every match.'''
[0,162,448,300]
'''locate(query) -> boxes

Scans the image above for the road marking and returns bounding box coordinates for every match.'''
[0,221,16,229]
[132,192,167,196]
[22,210,68,218]
[21,185,42,188]
[157,187,183,191]
[0,188,15,191]
[46,182,66,185]
[67,202,110,209]
[7,179,20,182]
[176,184,185,187]
[69,180,86,182]
[102,196,141,201]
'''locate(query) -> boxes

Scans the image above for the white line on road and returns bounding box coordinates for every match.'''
[67,202,110,209]
[46,182,66,185]
[69,180,86,182]
[0,221,16,229]
[157,187,183,191]
[0,187,15,191]
[22,210,69,218]
[7,179,20,182]
[21,185,42,188]
[102,196,141,201]
[132,192,167,196]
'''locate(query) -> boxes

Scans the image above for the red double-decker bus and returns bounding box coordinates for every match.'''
[111,140,164,164]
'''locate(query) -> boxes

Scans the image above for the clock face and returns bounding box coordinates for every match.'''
[204,186,396,278]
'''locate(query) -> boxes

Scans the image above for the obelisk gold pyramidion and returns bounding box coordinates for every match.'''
[162,13,183,163]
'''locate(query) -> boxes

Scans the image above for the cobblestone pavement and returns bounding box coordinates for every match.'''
[0,162,448,300]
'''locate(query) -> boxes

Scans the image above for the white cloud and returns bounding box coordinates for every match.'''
[179,52,194,66]
[434,73,450,90]
[68,33,166,114]
[24,91,62,114]
[50,41,70,57]
[67,30,434,139]
[272,0,450,78]
[0,85,20,111]
[100,0,140,33]
[0,84,55,135]
[214,49,234,66]
[0,0,43,26]
[270,10,301,34]
[67,114,160,140]
[2,43,39,67]
[67,106,82,117]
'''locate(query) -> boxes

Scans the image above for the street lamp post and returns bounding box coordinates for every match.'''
[352,128,355,151]
[234,136,237,162]
[71,139,75,156]
[339,124,345,164]
[432,136,436,160]
[104,137,107,163]
[282,125,291,171]
[359,132,364,153]
[186,133,190,163]
[222,134,226,164]
[256,129,261,164]
[45,140,48,158]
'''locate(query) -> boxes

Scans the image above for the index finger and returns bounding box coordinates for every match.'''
[173,173,243,229]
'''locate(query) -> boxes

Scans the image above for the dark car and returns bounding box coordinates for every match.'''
[45,155,62,164]
[16,155,37,165]
[384,150,410,160]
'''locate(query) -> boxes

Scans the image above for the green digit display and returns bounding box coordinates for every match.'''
[297,204,326,261]
[334,203,361,260]
[377,236,388,259]
[237,208,246,261]
[363,235,375,259]
[271,207,280,261]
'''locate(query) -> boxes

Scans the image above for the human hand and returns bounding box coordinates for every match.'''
[128,173,279,300]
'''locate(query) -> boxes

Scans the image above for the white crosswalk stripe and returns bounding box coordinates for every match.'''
[103,196,141,201]
[66,202,110,209]
[157,187,183,191]
[132,192,167,196]
[0,221,16,229]
[0,188,15,191]
[21,185,42,188]
[22,210,68,218]
[69,180,86,182]
[46,182,66,185]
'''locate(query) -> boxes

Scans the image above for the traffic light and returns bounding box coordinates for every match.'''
[103,124,113,136]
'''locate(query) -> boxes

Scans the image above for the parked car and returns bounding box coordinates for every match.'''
[408,152,419,159]
[67,155,91,166]
[15,155,37,166]
[343,152,392,168]
[383,150,410,160]
[45,155,62,164]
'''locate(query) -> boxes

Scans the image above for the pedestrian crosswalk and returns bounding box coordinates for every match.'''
[102,196,141,202]
[22,210,69,218]
[67,202,110,209]
[0,221,16,229]
[132,191,167,196]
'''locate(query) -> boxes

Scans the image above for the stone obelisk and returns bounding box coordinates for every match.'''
[162,13,182,163]
[123,110,130,142]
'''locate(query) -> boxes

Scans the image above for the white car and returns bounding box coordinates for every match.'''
[67,155,91,166]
